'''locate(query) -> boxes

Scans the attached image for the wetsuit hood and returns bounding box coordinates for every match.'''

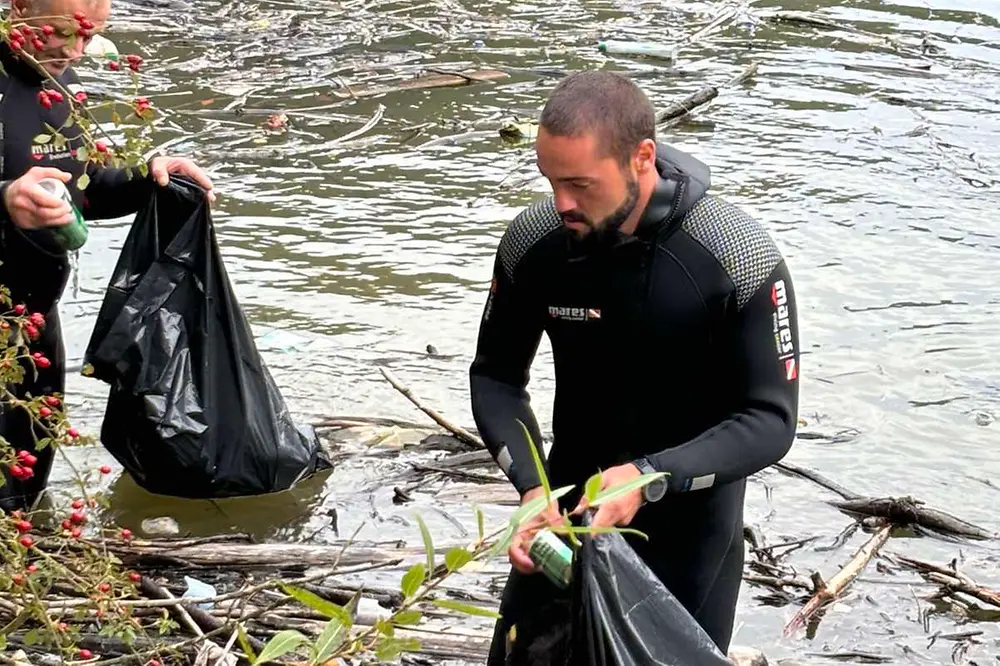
[634,142,711,240]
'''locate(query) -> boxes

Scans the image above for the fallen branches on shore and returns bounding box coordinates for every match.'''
[829,497,994,540]
[783,523,893,636]
[891,554,1000,610]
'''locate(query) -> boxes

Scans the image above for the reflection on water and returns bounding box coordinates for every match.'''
[42,0,1000,661]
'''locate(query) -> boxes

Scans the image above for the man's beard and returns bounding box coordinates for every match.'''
[563,176,640,254]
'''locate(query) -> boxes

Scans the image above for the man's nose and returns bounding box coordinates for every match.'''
[553,190,577,217]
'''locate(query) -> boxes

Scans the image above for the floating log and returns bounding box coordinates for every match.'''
[380,366,484,448]
[334,68,509,99]
[892,555,1000,609]
[783,524,892,636]
[829,497,994,540]
[112,540,424,569]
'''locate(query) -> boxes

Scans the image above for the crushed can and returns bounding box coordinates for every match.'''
[528,529,574,589]
[37,177,88,251]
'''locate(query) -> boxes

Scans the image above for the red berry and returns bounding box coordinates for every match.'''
[42,25,54,36]
[22,454,37,467]
[19,536,33,548]
[75,91,88,103]
[120,528,133,540]
[16,449,30,462]
[58,622,67,632]
[129,572,141,583]
[36,357,50,369]
[45,396,60,407]
[26,564,37,573]
[24,324,39,339]
[30,313,45,327]
[80,19,94,30]
[31,38,44,51]
[99,465,111,474]
[72,498,84,509]
[95,141,109,153]
[11,574,23,586]
[0,321,8,330]
[13,304,25,316]
[74,10,86,20]
[9,28,22,40]
[8,464,25,479]
[61,519,72,530]
[15,520,32,533]
[37,91,52,109]
[108,61,120,71]
[78,649,93,660]
[48,91,63,104]
[71,528,82,539]
[70,510,86,525]
[129,62,141,73]
[19,467,33,480]
[98,582,110,593]
[39,406,52,418]
[76,27,89,38]
[68,428,80,439]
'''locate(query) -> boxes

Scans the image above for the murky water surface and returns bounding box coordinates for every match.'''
[47,0,1000,662]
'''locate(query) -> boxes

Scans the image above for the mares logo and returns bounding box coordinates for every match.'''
[771,280,796,380]
[548,306,601,322]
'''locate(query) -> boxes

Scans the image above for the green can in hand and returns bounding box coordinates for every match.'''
[529,530,574,589]
[37,177,88,251]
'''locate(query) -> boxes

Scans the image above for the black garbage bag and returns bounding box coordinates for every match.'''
[504,514,732,666]
[83,176,330,498]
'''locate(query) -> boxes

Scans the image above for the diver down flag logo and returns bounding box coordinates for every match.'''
[785,358,798,381]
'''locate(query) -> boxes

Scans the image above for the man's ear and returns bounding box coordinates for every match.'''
[634,138,657,174]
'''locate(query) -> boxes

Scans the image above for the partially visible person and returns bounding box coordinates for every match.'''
[469,70,801,661]
[0,0,215,511]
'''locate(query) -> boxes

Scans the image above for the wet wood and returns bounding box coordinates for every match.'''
[893,555,1000,608]
[783,524,892,636]
[773,460,863,500]
[656,62,757,126]
[333,68,509,99]
[829,497,994,540]
[114,540,421,569]
[380,367,484,448]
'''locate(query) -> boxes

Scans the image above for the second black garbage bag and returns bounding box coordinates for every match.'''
[83,176,330,498]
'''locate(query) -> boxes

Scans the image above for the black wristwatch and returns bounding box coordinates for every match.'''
[633,457,667,503]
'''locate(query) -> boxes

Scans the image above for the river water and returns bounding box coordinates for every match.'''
[46,0,1000,662]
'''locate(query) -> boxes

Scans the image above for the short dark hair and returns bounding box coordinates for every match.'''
[539,71,656,165]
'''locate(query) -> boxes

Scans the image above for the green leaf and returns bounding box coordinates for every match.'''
[375,618,395,637]
[76,146,90,162]
[236,623,257,664]
[432,598,502,619]
[550,524,650,540]
[415,513,434,577]
[400,563,426,599]
[23,629,39,646]
[111,110,121,125]
[53,133,66,149]
[392,609,422,625]
[444,547,473,573]
[252,629,310,665]
[374,637,421,662]
[509,485,573,528]
[76,173,91,191]
[311,617,347,665]
[138,161,149,178]
[475,506,485,542]
[280,584,352,625]
[32,134,51,144]
[584,471,603,504]
[589,473,669,508]
[517,419,550,500]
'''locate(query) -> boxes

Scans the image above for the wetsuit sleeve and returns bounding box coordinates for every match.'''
[644,259,800,493]
[469,233,549,497]
[81,161,154,220]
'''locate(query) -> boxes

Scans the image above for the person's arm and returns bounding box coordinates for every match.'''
[80,161,154,220]
[469,229,549,496]
[643,259,801,492]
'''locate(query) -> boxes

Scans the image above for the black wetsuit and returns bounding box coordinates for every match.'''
[469,143,801,661]
[0,43,152,511]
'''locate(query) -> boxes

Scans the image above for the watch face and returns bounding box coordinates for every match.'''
[643,477,667,502]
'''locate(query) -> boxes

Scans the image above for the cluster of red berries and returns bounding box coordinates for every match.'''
[134,96,153,117]
[10,511,35,548]
[8,448,38,481]
[74,11,95,38]
[109,53,143,73]
[9,304,45,340]
[37,88,65,109]
[6,25,49,52]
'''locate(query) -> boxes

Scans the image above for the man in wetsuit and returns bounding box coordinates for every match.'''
[469,71,801,661]
[0,0,214,511]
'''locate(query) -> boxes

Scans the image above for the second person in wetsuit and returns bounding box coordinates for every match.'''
[469,71,801,662]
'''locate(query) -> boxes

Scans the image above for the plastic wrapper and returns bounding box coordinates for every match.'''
[83,176,330,498]
[505,513,732,665]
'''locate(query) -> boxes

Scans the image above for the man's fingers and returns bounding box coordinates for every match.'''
[23,186,70,212]
[26,166,72,183]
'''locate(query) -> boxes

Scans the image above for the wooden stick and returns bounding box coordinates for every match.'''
[656,62,758,126]
[772,460,863,500]
[379,367,484,448]
[331,68,508,99]
[783,524,892,636]
[829,497,994,540]
[892,555,1000,608]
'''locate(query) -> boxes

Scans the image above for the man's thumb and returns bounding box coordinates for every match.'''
[28,167,72,183]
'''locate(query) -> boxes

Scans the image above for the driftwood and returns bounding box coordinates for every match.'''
[656,62,758,126]
[829,497,994,540]
[783,524,893,635]
[892,555,1000,609]
[333,68,508,99]
[380,367,484,448]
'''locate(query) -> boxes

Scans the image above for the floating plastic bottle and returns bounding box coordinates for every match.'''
[597,40,678,62]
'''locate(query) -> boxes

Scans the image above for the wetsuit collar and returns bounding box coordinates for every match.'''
[633,142,712,242]
[0,42,46,85]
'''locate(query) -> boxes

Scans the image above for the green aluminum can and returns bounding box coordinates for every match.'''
[528,530,573,589]
[37,178,88,251]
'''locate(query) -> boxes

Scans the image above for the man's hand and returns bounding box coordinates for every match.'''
[2,167,74,231]
[150,156,216,203]
[573,463,644,529]
[509,486,563,575]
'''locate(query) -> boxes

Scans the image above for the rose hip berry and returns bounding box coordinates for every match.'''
[15,520,32,533]
[39,406,52,418]
[129,572,141,583]
[26,564,37,573]
[78,649,93,660]
[75,91,88,103]
[31,38,45,51]
[98,582,111,593]
[13,304,25,315]
[121,528,133,540]
[19,536,33,548]
[42,24,54,36]
[71,528,82,539]
[61,519,72,530]
[108,60,120,71]
[24,324,39,339]
[11,574,24,586]
[37,91,52,109]
[45,396,60,407]
[68,428,80,439]
[72,498,85,509]
[99,465,112,474]
[70,510,86,525]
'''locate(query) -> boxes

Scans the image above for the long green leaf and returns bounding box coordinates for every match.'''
[415,513,435,576]
[517,420,550,500]
[550,525,651,540]
[509,485,573,528]
[432,598,502,619]
[311,618,347,665]
[584,471,603,504]
[236,623,257,663]
[252,629,310,665]
[589,473,669,508]
[401,563,426,599]
[281,584,351,623]
[392,609,423,626]
[444,547,473,572]
[474,506,485,542]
